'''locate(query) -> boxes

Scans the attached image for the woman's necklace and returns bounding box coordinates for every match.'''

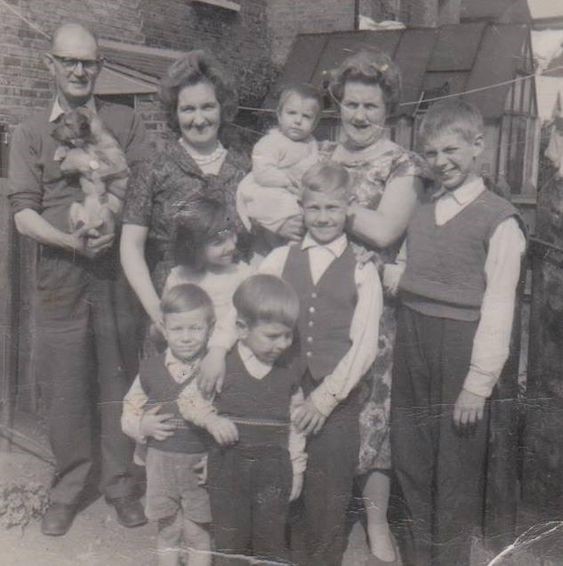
[179,137,226,166]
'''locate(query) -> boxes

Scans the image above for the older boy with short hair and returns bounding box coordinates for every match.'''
[392,99,526,566]
[259,161,383,566]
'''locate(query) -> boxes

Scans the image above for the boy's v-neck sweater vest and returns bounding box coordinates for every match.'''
[216,347,301,447]
[400,189,520,321]
[282,244,358,383]
[139,354,208,453]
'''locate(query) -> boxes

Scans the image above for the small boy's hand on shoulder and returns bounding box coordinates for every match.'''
[453,389,486,436]
[207,416,238,446]
[292,398,326,436]
[140,405,175,441]
[290,472,304,502]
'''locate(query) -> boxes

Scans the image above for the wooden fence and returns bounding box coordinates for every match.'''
[0,178,38,450]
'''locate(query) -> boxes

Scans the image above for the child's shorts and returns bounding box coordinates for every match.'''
[145,448,211,524]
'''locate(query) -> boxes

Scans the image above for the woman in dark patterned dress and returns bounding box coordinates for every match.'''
[323,50,432,565]
[120,50,249,333]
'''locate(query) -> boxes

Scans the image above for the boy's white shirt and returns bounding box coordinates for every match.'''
[259,233,383,417]
[431,177,526,397]
[177,341,308,476]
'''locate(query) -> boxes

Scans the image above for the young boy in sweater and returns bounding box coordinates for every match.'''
[392,99,526,566]
[259,161,383,566]
[121,284,215,566]
[178,274,307,566]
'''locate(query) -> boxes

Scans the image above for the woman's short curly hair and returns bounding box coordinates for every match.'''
[328,49,402,117]
[159,50,238,133]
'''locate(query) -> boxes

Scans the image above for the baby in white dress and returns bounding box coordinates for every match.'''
[237,84,323,233]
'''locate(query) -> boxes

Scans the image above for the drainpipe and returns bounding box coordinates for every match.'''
[354,0,360,30]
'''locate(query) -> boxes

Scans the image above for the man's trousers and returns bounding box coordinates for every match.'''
[35,248,142,505]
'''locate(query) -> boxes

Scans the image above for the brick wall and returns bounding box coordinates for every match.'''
[0,0,145,128]
[266,0,356,67]
[139,0,273,107]
[134,93,169,149]
[0,0,356,141]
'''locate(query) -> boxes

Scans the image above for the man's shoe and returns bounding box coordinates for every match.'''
[108,496,147,528]
[41,502,77,536]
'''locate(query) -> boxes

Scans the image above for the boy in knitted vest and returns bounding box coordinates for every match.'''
[259,161,383,566]
[121,284,215,566]
[178,274,307,565]
[392,100,526,566]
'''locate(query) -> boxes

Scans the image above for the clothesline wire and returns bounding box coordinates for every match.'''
[239,65,563,116]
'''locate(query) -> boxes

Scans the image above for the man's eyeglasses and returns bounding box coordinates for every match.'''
[50,54,103,73]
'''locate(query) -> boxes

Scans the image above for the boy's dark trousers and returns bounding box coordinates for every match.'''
[291,373,362,566]
[207,442,292,565]
[35,248,142,505]
[391,305,489,566]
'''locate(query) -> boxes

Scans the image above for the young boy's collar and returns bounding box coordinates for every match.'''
[165,348,202,370]
[301,232,348,256]
[433,177,485,204]
[237,341,274,379]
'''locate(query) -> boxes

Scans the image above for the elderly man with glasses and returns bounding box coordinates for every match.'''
[8,22,148,536]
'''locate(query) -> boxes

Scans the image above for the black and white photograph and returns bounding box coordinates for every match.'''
[1,1,563,564]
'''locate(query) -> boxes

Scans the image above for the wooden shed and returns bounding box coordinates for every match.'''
[268,22,539,230]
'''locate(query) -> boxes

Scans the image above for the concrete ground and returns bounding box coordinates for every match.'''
[0,412,556,566]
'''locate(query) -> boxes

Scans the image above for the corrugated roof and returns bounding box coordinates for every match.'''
[95,63,158,95]
[310,31,402,87]
[269,23,533,119]
[464,24,529,117]
[393,28,437,110]
[98,39,184,80]
[427,23,485,72]
[279,35,328,87]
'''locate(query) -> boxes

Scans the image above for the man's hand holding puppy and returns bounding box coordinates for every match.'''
[70,220,114,258]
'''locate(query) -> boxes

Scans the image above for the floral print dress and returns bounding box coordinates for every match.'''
[122,139,250,294]
[323,137,432,473]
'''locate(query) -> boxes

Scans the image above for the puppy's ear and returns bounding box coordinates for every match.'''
[51,124,64,143]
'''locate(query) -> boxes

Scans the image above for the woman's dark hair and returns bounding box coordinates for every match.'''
[159,50,238,133]
[173,196,237,271]
[328,49,402,117]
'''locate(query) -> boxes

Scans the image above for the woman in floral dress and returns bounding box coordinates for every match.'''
[324,49,432,565]
[120,50,250,331]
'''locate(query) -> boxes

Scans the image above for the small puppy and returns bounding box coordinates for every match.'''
[52,107,130,235]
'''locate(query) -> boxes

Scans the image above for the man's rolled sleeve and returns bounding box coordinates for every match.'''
[8,123,43,214]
